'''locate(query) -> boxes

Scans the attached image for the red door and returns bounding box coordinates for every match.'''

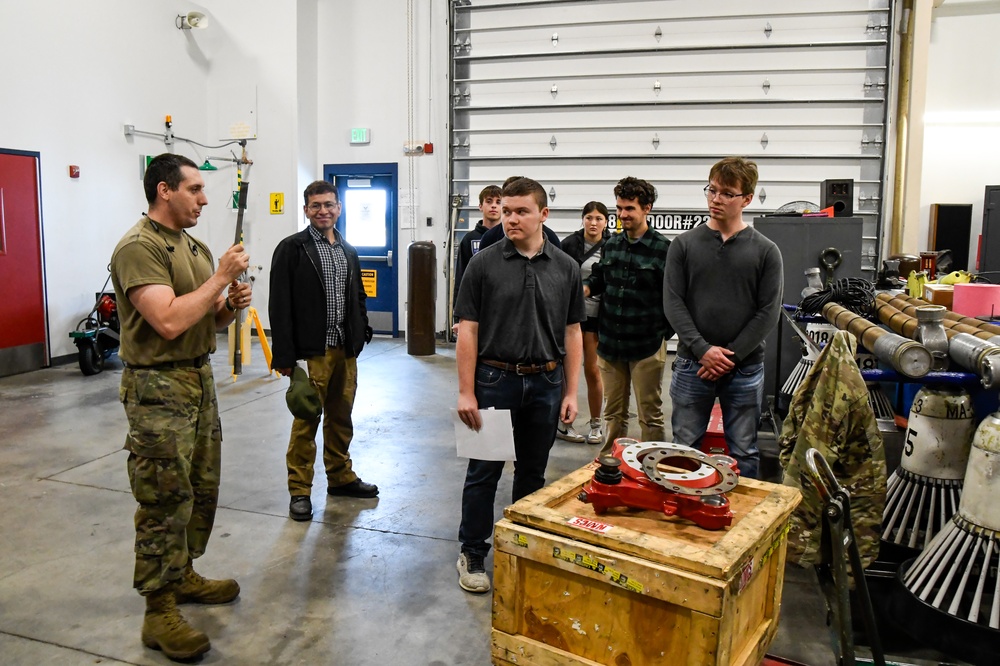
[0,151,47,376]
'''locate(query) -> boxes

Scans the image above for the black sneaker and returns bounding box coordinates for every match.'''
[289,495,313,521]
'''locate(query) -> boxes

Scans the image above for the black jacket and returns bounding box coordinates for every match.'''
[560,227,611,265]
[454,221,489,306]
[269,227,371,368]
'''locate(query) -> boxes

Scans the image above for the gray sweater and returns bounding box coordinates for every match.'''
[663,224,783,366]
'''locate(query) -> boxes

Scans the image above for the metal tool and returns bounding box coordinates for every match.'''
[231,179,250,375]
[804,449,886,666]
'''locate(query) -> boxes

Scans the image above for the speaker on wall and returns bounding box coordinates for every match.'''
[929,203,973,271]
[821,179,854,217]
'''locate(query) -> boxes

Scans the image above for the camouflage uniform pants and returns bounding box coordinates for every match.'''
[120,364,222,595]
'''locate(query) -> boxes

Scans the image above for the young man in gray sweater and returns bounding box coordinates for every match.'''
[663,157,783,478]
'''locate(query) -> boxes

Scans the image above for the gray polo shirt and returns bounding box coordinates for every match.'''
[455,238,585,363]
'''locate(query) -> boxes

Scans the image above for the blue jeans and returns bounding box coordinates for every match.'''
[459,362,563,558]
[669,357,764,479]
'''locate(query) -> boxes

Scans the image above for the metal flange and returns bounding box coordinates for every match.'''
[640,447,739,496]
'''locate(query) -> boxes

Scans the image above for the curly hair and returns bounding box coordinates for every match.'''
[613,177,657,208]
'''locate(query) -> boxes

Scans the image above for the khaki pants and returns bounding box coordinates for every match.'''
[598,341,667,456]
[286,346,358,495]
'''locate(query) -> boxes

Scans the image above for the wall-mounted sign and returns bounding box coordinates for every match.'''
[361,269,377,297]
[350,127,371,145]
[270,192,284,215]
[608,212,710,233]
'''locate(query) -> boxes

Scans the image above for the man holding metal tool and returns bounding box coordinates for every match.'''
[663,157,783,479]
[269,180,375,523]
[111,153,250,661]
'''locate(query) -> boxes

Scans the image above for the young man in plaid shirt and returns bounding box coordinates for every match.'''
[583,176,673,455]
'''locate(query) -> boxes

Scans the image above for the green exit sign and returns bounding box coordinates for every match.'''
[350,128,371,145]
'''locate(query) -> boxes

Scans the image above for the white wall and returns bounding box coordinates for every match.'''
[0,0,451,360]
[919,1,1000,268]
[316,0,451,334]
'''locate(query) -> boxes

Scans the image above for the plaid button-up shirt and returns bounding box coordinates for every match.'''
[308,225,348,348]
[584,226,672,361]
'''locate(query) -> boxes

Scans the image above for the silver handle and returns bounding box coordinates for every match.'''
[359,255,389,263]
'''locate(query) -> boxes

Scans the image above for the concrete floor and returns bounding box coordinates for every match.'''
[0,338,969,665]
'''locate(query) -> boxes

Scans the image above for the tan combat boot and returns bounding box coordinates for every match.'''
[141,585,211,661]
[174,561,240,604]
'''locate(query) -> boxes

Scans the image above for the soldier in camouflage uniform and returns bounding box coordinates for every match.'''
[111,153,251,661]
[779,329,887,571]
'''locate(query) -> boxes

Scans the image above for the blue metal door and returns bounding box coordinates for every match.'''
[324,163,399,336]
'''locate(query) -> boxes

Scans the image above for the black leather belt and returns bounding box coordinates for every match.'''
[127,353,210,370]
[481,359,559,375]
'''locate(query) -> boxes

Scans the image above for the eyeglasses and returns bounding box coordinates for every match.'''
[703,185,747,202]
[307,201,339,212]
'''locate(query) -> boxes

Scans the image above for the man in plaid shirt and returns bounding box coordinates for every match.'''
[584,176,673,455]
[270,180,377,522]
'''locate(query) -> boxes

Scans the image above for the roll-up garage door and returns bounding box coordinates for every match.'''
[449,0,892,276]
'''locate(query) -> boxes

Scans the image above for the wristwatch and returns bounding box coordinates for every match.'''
[225,297,237,312]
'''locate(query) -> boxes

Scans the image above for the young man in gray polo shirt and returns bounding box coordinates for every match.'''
[454,177,584,593]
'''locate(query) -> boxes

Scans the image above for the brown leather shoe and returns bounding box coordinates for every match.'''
[327,479,379,498]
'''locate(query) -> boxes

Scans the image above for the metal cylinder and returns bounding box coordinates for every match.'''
[822,302,932,377]
[875,294,1000,385]
[407,241,437,356]
[960,412,1000,531]
[915,306,949,370]
[888,292,1000,337]
[882,386,973,553]
[948,333,1000,389]
[900,386,975,480]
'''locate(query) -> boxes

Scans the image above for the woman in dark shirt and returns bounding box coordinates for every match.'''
[559,201,610,445]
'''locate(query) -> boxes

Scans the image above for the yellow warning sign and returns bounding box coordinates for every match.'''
[361,269,377,298]
[270,192,284,215]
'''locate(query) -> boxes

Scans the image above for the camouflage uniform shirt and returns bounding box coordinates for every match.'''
[779,330,887,569]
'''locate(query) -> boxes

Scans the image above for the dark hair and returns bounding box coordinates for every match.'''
[502,177,547,210]
[478,185,501,205]
[709,157,758,195]
[582,201,609,219]
[144,153,199,204]
[303,180,338,205]
[614,176,657,208]
[502,175,525,189]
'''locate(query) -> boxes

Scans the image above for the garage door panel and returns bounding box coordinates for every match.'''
[460,104,878,131]
[452,0,890,278]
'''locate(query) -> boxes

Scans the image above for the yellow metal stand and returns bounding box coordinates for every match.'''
[228,306,278,380]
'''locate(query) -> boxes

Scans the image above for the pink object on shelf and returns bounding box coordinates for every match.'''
[952,283,1000,318]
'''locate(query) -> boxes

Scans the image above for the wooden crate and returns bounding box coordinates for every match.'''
[492,462,802,666]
